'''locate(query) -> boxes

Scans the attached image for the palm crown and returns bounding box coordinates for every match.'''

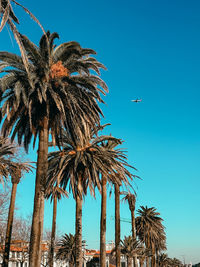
[135,206,166,251]
[47,129,134,199]
[0,31,108,151]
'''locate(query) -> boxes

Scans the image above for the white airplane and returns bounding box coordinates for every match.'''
[131,98,142,103]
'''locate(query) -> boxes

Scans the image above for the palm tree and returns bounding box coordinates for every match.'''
[45,181,68,267]
[122,192,138,267]
[137,245,152,267]
[135,206,166,267]
[0,31,107,267]
[168,258,183,267]
[119,236,143,267]
[99,138,134,267]
[157,253,170,267]
[0,136,17,185]
[3,162,32,267]
[47,129,133,267]
[56,233,76,267]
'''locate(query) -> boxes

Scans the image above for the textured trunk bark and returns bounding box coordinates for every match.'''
[75,176,83,267]
[139,259,144,267]
[146,256,150,267]
[3,182,18,267]
[130,209,138,267]
[115,183,120,267]
[151,245,156,267]
[127,256,132,267]
[100,176,107,267]
[29,116,49,267]
[49,196,57,267]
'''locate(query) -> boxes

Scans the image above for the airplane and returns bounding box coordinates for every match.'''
[131,98,142,103]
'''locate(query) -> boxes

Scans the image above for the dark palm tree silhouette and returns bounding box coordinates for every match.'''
[0,31,108,267]
[3,161,32,267]
[56,233,76,267]
[47,129,133,267]
[135,206,166,267]
[45,181,68,267]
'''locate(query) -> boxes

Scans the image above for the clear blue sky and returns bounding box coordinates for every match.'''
[0,0,200,264]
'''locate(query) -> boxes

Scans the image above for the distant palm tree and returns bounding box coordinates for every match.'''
[0,136,16,185]
[0,31,107,267]
[135,206,166,267]
[122,192,137,267]
[3,162,32,267]
[45,181,68,267]
[157,253,170,267]
[119,236,143,267]
[137,245,152,267]
[168,257,183,267]
[47,129,132,267]
[56,233,76,267]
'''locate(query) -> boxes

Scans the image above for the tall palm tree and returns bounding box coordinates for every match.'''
[0,31,108,267]
[99,138,134,267]
[3,162,32,267]
[135,206,166,267]
[56,233,76,267]
[45,181,68,267]
[122,192,138,267]
[47,129,133,267]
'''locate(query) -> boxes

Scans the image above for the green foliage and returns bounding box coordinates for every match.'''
[0,31,108,152]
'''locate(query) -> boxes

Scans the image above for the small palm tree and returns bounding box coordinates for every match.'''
[0,136,16,185]
[45,181,68,267]
[157,253,170,267]
[137,245,152,267]
[168,257,183,267]
[47,129,132,267]
[118,236,142,267]
[56,233,76,267]
[0,31,107,267]
[3,162,33,267]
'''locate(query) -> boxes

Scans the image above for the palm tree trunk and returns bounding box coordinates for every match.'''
[49,195,57,267]
[151,245,156,267]
[100,176,107,267]
[115,183,120,267]
[2,182,18,267]
[139,259,145,267]
[75,175,83,267]
[127,256,132,267]
[29,116,49,267]
[146,255,150,267]
[130,210,138,267]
